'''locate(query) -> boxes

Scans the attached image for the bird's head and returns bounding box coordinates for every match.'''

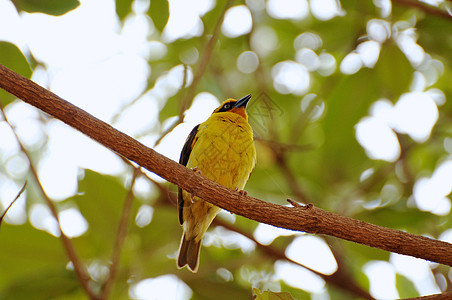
[213,94,252,120]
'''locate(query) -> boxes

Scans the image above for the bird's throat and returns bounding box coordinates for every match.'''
[229,107,248,120]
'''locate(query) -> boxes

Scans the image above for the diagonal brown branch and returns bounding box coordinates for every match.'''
[0,100,98,300]
[0,64,451,267]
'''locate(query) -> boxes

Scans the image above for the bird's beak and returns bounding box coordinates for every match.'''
[234,94,252,109]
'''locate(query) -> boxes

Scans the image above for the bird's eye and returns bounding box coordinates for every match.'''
[223,103,231,110]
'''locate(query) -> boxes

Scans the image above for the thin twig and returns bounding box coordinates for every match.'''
[0,101,98,300]
[101,167,140,299]
[287,198,310,208]
[0,181,27,229]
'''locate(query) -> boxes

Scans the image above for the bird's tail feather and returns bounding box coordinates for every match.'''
[177,234,201,273]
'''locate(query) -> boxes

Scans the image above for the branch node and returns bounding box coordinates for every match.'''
[287,198,313,210]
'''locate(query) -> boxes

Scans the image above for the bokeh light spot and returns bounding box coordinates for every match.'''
[272,61,310,95]
[340,52,362,74]
[251,26,278,57]
[310,0,344,21]
[222,5,253,38]
[129,275,192,300]
[237,51,260,73]
[267,0,309,20]
[59,207,89,238]
[392,92,438,143]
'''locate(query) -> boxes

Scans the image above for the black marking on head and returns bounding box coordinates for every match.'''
[216,101,237,113]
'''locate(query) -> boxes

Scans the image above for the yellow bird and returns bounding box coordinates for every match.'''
[177,94,256,272]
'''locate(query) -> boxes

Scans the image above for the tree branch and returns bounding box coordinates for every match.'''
[0,64,451,267]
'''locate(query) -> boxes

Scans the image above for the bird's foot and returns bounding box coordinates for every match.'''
[192,167,202,175]
[234,187,248,196]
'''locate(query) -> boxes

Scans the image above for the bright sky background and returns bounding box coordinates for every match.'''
[0,0,450,299]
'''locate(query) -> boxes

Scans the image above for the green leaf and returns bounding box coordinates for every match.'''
[0,42,32,105]
[69,170,128,257]
[319,71,374,182]
[0,269,80,300]
[187,277,251,300]
[0,42,31,78]
[373,43,412,99]
[115,0,134,21]
[395,274,418,299]
[0,222,67,292]
[253,288,296,300]
[356,207,435,233]
[278,282,311,300]
[12,0,80,16]
[131,205,181,277]
[200,0,224,31]
[418,16,452,67]
[148,0,169,32]
[318,42,412,186]
[158,95,180,123]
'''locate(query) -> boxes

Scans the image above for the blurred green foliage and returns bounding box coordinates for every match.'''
[148,0,169,32]
[254,288,296,300]
[0,42,31,105]
[1,0,451,299]
[11,0,79,16]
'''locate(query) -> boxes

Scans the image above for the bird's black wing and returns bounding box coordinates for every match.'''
[178,124,200,225]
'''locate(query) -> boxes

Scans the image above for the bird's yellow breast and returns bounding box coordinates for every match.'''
[186,111,256,190]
